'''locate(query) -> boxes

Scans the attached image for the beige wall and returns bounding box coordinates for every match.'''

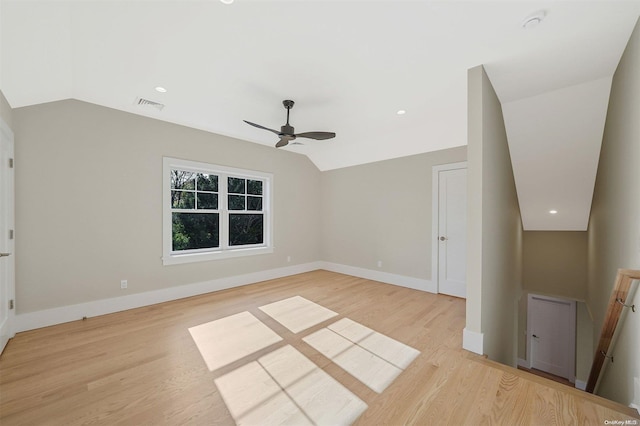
[13,98,469,318]
[320,147,466,281]
[14,100,322,313]
[523,231,587,300]
[466,66,483,339]
[0,90,12,129]
[588,18,640,407]
[467,65,523,366]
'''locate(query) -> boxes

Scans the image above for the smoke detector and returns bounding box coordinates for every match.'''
[522,11,546,29]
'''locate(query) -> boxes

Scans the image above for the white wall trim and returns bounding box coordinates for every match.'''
[320,261,436,293]
[0,116,14,140]
[431,161,468,293]
[517,357,531,369]
[14,261,323,333]
[14,261,449,333]
[0,116,16,350]
[575,379,587,391]
[462,327,484,354]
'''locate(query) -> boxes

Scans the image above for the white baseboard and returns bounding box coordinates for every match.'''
[14,262,323,333]
[14,261,437,333]
[320,261,436,293]
[575,380,587,391]
[462,327,483,355]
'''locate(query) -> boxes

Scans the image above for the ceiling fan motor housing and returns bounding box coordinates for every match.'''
[280,124,295,137]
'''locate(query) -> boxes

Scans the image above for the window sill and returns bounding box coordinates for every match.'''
[162,246,273,266]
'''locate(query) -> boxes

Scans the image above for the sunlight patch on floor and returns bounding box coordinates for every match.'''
[328,318,421,369]
[304,328,401,393]
[189,297,420,424]
[188,311,282,371]
[304,319,420,393]
[259,296,338,333]
[215,345,367,425]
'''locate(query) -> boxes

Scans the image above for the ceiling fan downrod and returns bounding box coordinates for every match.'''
[281,100,295,135]
[283,100,294,126]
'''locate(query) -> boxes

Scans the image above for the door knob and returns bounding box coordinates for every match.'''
[532,334,539,338]
[439,236,447,241]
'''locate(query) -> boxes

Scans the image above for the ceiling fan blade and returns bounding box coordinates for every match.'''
[275,137,291,148]
[244,120,280,135]
[295,131,336,140]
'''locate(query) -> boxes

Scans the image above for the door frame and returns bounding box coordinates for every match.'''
[526,293,576,382]
[0,116,15,354]
[431,161,467,294]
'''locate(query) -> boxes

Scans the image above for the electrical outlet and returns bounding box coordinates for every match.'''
[377,260,382,268]
[287,256,291,262]
[121,280,128,289]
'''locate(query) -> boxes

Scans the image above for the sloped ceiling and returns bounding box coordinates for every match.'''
[503,78,613,230]
[1,1,640,230]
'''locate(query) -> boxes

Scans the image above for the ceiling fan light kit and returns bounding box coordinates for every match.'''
[244,100,336,148]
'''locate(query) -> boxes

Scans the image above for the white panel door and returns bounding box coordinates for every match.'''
[0,121,15,354]
[437,167,467,298]
[528,295,576,381]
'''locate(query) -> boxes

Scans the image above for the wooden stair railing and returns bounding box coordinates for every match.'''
[586,268,640,393]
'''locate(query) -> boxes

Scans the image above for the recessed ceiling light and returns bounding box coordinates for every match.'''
[397,110,406,115]
[220,0,234,4]
[522,10,546,29]
[549,210,558,215]
[155,86,167,93]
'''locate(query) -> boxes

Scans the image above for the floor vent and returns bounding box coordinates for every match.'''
[135,97,165,111]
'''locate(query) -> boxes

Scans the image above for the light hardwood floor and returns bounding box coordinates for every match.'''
[1,270,638,425]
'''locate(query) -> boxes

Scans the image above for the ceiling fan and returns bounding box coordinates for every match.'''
[244,100,336,148]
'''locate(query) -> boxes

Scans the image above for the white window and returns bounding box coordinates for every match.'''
[162,157,273,265]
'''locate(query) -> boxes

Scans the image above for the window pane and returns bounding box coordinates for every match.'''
[229,214,264,246]
[228,195,245,210]
[247,196,262,211]
[228,177,246,194]
[197,193,218,209]
[172,213,219,251]
[247,180,263,195]
[171,170,196,190]
[197,173,218,192]
[171,190,195,209]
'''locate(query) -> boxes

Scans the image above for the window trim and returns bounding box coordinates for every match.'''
[162,157,273,265]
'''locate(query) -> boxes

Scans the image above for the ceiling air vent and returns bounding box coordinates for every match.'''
[135,97,165,111]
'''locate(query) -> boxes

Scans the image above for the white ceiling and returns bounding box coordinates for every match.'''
[2,1,640,230]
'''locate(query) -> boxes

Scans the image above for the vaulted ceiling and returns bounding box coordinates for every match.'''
[2,1,640,230]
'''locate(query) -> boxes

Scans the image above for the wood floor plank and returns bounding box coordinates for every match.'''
[1,270,637,425]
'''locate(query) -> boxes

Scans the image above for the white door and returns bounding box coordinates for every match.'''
[0,120,15,354]
[435,165,467,298]
[528,295,576,381]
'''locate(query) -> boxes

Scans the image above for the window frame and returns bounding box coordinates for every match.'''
[162,157,273,265]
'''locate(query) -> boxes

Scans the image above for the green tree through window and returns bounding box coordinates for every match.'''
[164,158,271,264]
